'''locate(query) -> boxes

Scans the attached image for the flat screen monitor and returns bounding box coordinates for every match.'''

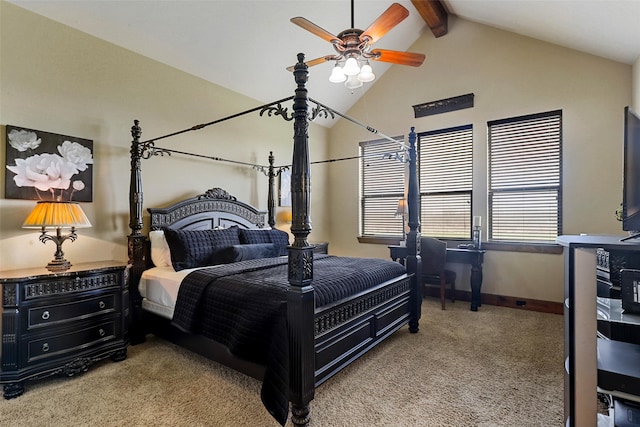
[622,106,640,237]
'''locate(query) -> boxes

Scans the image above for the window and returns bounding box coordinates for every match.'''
[488,110,562,242]
[360,137,406,237]
[418,125,473,239]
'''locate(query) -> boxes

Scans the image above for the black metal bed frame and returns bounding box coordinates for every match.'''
[127,53,422,426]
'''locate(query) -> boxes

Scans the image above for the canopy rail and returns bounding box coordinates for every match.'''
[140,146,395,169]
[309,97,409,151]
[129,81,412,238]
[138,96,295,145]
[135,93,407,167]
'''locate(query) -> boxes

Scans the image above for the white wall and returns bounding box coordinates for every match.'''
[325,17,632,303]
[633,55,640,112]
[0,2,329,270]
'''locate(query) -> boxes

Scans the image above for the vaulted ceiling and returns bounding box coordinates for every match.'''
[7,1,640,127]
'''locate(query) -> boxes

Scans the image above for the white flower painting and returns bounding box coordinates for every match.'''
[5,125,93,201]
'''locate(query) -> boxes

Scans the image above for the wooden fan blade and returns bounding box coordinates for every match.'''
[291,17,341,44]
[286,55,336,72]
[360,3,409,45]
[371,49,426,67]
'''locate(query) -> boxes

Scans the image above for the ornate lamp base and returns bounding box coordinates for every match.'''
[46,258,72,272]
[40,227,77,272]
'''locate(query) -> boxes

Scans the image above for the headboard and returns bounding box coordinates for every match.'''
[148,187,268,231]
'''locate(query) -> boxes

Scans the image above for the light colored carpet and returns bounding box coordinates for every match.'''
[0,298,564,426]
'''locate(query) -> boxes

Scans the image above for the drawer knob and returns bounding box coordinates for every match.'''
[99,328,105,337]
[42,343,49,352]
[98,301,106,309]
[42,311,50,320]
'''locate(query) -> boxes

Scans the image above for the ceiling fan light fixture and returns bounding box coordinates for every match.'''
[329,63,347,83]
[358,63,375,82]
[291,2,424,91]
[343,57,360,76]
[344,74,363,90]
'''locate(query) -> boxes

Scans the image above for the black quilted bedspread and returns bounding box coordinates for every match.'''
[171,254,407,425]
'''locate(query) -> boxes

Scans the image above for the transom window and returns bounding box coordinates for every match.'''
[418,125,473,239]
[488,110,562,242]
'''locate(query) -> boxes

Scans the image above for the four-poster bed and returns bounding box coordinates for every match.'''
[127,53,422,426]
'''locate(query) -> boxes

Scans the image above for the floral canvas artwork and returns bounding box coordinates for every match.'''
[5,125,93,202]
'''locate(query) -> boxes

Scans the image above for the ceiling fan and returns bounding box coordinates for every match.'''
[288,1,426,89]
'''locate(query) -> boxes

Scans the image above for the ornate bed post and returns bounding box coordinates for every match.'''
[405,127,422,332]
[267,151,276,228]
[128,120,147,344]
[287,53,315,427]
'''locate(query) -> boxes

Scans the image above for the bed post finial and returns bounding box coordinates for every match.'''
[288,53,315,427]
[290,53,312,251]
[405,126,422,332]
[267,151,276,228]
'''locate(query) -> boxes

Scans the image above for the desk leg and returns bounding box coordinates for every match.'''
[470,262,483,311]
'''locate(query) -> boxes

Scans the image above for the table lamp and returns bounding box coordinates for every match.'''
[22,201,92,271]
[395,198,408,244]
[276,207,293,224]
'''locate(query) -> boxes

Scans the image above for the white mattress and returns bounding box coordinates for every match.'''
[139,266,219,319]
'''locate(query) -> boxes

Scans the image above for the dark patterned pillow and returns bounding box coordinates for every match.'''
[163,226,240,271]
[217,243,278,263]
[238,228,290,256]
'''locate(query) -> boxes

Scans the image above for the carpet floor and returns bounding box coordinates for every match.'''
[0,298,564,426]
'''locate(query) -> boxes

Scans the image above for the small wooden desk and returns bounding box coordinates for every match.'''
[388,245,486,311]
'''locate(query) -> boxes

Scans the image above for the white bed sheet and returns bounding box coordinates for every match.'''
[139,266,219,319]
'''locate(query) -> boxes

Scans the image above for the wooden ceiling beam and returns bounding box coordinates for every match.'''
[411,0,449,37]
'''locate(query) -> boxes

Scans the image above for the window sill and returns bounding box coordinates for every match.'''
[358,236,405,246]
[478,241,562,254]
[358,236,563,254]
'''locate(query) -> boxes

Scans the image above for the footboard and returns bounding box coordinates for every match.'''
[314,273,413,385]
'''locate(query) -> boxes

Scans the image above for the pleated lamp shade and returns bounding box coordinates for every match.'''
[276,208,293,224]
[395,199,407,217]
[23,201,92,229]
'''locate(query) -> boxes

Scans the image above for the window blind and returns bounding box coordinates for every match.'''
[419,125,473,239]
[360,138,406,236]
[488,110,562,242]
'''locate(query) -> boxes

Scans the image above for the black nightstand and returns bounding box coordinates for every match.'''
[0,261,130,398]
[312,242,329,254]
[388,245,407,265]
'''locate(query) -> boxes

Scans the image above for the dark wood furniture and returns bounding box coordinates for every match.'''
[388,245,408,266]
[557,235,640,426]
[0,261,129,399]
[421,237,456,310]
[312,242,329,254]
[389,244,485,311]
[446,248,485,311]
[127,54,422,427]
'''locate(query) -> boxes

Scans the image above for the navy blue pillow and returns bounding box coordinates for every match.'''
[217,243,278,263]
[238,228,290,256]
[163,226,240,271]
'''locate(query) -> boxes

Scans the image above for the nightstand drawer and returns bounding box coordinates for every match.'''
[22,271,121,301]
[27,293,118,331]
[26,320,117,364]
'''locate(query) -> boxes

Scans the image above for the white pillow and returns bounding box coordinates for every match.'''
[149,230,172,268]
